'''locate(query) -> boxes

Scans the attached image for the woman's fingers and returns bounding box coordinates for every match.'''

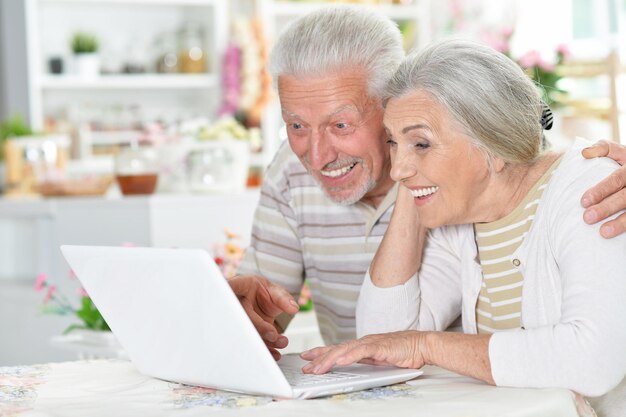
[302,339,385,374]
[300,345,333,360]
[301,332,426,374]
[302,343,356,374]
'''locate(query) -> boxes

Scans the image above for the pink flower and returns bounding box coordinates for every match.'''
[77,287,89,298]
[556,43,571,60]
[44,285,57,304]
[34,273,48,292]
[482,31,510,54]
[68,269,77,280]
[493,40,510,54]
[518,50,542,69]
[224,229,240,240]
[500,27,514,39]
[539,61,555,72]
[450,0,463,18]
[298,283,311,306]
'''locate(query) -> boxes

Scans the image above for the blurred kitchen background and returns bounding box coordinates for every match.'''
[0,0,624,366]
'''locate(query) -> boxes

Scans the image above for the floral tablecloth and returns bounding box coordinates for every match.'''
[0,359,581,417]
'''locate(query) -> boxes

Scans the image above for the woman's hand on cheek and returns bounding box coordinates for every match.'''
[300,331,428,374]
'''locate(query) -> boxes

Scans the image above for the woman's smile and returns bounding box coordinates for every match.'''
[408,186,440,206]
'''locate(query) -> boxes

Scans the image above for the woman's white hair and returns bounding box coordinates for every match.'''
[385,39,544,164]
[269,6,404,99]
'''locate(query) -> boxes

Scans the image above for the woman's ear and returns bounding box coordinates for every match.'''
[492,157,506,174]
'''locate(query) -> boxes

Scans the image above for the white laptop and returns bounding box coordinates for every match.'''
[60,245,423,399]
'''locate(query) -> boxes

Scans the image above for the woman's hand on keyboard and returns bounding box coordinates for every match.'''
[300,331,427,374]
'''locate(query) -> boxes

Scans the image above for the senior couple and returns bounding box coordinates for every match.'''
[229,6,626,412]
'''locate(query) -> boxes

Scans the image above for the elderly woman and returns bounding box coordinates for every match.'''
[300,39,626,405]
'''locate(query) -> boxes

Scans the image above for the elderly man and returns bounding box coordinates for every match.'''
[230,6,626,359]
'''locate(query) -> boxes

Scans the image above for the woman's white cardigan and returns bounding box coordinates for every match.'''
[357,139,626,397]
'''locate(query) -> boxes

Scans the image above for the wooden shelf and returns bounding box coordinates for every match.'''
[39,0,217,6]
[558,59,626,78]
[39,74,218,90]
[556,51,624,143]
[560,98,612,119]
[557,61,609,78]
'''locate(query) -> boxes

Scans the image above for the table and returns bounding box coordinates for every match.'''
[0,359,589,417]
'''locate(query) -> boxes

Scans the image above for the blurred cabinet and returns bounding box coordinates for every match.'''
[24,0,228,157]
[0,190,260,366]
[255,0,432,158]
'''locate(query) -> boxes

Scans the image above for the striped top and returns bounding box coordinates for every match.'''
[474,157,562,334]
[237,141,397,345]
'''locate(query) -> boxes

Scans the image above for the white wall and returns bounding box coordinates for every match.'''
[0,1,5,122]
[511,0,573,57]
[0,0,30,123]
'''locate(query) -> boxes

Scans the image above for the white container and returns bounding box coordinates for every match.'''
[156,140,193,194]
[73,53,100,78]
[186,139,250,193]
[49,329,127,360]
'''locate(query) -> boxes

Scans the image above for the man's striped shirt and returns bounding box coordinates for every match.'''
[237,141,397,345]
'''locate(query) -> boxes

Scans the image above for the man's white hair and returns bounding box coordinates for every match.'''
[269,6,404,99]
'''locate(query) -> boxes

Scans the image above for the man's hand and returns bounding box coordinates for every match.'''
[228,275,300,360]
[581,140,626,238]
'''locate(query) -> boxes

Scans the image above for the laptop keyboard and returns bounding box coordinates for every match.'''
[280,366,361,387]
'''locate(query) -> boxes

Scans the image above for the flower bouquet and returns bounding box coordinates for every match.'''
[35,272,110,334]
[489,27,570,108]
[213,230,313,311]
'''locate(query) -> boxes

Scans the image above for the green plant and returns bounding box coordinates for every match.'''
[516,45,569,108]
[0,114,33,160]
[70,32,99,54]
[35,272,110,334]
[66,296,110,334]
[297,280,313,312]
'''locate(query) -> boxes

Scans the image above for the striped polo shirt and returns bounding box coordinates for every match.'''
[474,157,562,334]
[237,141,398,345]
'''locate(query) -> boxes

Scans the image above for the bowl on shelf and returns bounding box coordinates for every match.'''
[36,176,113,197]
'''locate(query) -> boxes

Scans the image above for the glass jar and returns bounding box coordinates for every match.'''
[178,22,207,74]
[186,140,249,193]
[154,32,179,74]
[115,146,159,195]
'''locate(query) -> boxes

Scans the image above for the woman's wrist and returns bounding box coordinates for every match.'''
[414,331,495,384]
[417,331,435,366]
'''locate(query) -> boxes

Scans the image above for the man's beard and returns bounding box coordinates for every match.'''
[311,162,377,206]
